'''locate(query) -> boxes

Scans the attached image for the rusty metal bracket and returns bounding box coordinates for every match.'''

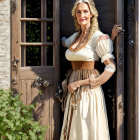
[34,77,49,89]
[11,0,17,14]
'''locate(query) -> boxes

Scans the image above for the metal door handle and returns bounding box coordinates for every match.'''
[129,40,134,46]
[11,0,17,14]
[34,77,49,88]
[118,101,123,110]
[55,86,63,102]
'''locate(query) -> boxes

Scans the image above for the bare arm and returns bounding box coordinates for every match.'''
[61,37,68,48]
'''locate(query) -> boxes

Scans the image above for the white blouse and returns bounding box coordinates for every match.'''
[65,30,115,63]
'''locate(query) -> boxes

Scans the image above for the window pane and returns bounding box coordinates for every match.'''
[26,0,41,18]
[46,46,53,66]
[21,46,25,67]
[21,0,25,18]
[47,0,53,18]
[46,22,53,42]
[26,21,41,42]
[26,46,41,66]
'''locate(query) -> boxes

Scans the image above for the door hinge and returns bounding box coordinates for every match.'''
[12,56,19,70]
[12,77,17,87]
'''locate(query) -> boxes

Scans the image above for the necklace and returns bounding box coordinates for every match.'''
[69,31,89,51]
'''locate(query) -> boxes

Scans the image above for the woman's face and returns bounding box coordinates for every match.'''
[76,3,93,26]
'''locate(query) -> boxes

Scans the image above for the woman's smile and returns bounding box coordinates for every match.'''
[80,18,86,21]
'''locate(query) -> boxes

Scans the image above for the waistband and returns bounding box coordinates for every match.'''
[71,61,95,70]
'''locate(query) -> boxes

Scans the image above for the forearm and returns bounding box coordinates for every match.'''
[111,36,115,42]
[78,79,90,86]
[77,70,114,87]
[93,70,114,85]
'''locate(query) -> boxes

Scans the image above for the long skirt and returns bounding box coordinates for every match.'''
[60,69,110,140]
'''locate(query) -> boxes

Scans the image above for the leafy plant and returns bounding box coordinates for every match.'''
[0,89,47,140]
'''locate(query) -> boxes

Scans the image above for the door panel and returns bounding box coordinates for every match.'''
[12,0,60,139]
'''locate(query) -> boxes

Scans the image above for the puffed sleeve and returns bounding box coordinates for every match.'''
[64,32,78,47]
[95,34,115,63]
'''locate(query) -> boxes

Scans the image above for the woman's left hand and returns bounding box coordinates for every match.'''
[68,81,80,93]
[89,74,101,89]
[111,25,122,42]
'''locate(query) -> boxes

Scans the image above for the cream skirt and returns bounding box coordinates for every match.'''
[60,69,110,140]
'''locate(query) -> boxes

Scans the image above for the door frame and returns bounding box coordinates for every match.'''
[115,0,124,139]
[126,0,139,139]
[116,0,139,139]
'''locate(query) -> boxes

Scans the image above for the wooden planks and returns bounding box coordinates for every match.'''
[26,80,32,105]
[19,66,54,80]
[21,80,27,105]
[19,78,59,140]
[20,80,39,105]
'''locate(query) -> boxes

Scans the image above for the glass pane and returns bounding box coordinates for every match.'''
[21,0,25,18]
[46,46,53,66]
[46,0,53,18]
[26,46,41,66]
[26,0,41,18]
[46,22,53,42]
[21,46,25,67]
[21,22,26,42]
[26,21,41,42]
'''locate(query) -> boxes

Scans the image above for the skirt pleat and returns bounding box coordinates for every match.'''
[60,69,110,140]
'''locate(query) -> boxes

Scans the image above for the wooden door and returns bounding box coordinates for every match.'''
[11,0,60,139]
[61,0,124,140]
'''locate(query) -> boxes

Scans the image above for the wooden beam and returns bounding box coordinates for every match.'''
[115,0,124,139]
[20,42,54,46]
[20,18,54,22]
[41,0,44,66]
[134,0,138,139]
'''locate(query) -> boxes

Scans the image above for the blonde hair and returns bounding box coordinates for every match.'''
[71,0,99,41]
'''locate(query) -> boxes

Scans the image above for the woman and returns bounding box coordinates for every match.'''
[60,0,122,140]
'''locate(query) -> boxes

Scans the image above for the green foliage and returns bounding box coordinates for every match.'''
[26,0,41,18]
[0,89,47,140]
[26,46,41,66]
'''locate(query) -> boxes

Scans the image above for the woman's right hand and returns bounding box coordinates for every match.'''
[68,81,80,94]
[61,37,67,48]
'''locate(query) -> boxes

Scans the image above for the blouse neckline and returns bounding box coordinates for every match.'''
[68,33,90,52]
[68,30,99,52]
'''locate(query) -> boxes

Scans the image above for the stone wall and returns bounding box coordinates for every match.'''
[0,0,11,89]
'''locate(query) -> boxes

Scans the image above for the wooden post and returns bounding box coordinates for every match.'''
[115,0,124,140]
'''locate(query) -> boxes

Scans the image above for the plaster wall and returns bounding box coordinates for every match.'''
[0,0,11,89]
